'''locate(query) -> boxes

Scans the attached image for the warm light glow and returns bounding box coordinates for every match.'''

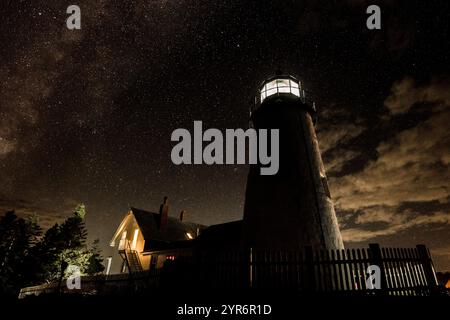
[110,213,132,246]
[186,232,193,239]
[118,231,127,250]
[131,228,139,250]
[260,78,300,102]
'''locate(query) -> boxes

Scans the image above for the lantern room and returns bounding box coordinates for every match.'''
[259,75,303,103]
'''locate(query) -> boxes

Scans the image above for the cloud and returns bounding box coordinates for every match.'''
[430,244,450,257]
[354,205,400,224]
[384,77,450,115]
[318,123,365,154]
[0,137,17,157]
[342,210,449,242]
[342,212,450,242]
[331,77,450,242]
[0,197,67,230]
[324,149,361,175]
[316,106,366,174]
[333,108,450,208]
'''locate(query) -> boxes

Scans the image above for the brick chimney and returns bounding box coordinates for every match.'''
[159,196,169,231]
[179,210,186,222]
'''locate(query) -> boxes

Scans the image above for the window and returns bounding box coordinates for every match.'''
[291,87,300,97]
[118,231,127,250]
[131,228,139,250]
[260,78,301,102]
[290,80,299,89]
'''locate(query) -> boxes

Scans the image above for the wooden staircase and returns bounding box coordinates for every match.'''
[119,240,143,274]
[125,249,143,274]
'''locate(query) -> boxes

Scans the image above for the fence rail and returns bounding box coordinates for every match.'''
[19,244,439,298]
[163,244,438,296]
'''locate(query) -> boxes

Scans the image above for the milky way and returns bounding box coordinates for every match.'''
[1,1,449,270]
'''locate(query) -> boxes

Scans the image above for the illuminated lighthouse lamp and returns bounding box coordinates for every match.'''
[259,76,302,103]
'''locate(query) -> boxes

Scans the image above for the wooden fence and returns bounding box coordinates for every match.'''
[19,244,440,298]
[162,244,439,296]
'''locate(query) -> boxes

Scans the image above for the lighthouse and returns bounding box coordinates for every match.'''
[242,73,344,250]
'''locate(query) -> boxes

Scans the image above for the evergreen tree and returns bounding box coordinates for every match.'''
[86,239,104,275]
[0,211,41,296]
[0,204,104,295]
[34,204,104,282]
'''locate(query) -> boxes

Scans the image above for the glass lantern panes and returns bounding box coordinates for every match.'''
[260,78,301,103]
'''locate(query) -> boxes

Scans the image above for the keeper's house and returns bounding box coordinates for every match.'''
[108,197,242,275]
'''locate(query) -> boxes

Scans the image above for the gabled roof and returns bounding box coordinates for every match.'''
[130,207,206,251]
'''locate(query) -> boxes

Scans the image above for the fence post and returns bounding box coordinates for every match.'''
[305,246,315,292]
[368,243,387,295]
[416,245,438,294]
[249,247,253,289]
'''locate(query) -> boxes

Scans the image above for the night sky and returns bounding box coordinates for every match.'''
[1,1,449,271]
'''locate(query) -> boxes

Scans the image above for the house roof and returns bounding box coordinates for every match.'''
[140,220,244,253]
[130,207,206,251]
[195,220,243,250]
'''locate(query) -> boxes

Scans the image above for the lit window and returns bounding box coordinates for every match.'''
[267,87,277,96]
[266,80,277,90]
[290,80,299,89]
[186,232,193,239]
[276,79,290,93]
[260,91,266,101]
[131,228,139,250]
[260,77,301,102]
[118,231,127,250]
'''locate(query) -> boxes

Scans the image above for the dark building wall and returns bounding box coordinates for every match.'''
[242,94,344,250]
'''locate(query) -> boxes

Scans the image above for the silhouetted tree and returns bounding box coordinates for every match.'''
[0,211,41,296]
[0,204,104,295]
[86,239,104,275]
